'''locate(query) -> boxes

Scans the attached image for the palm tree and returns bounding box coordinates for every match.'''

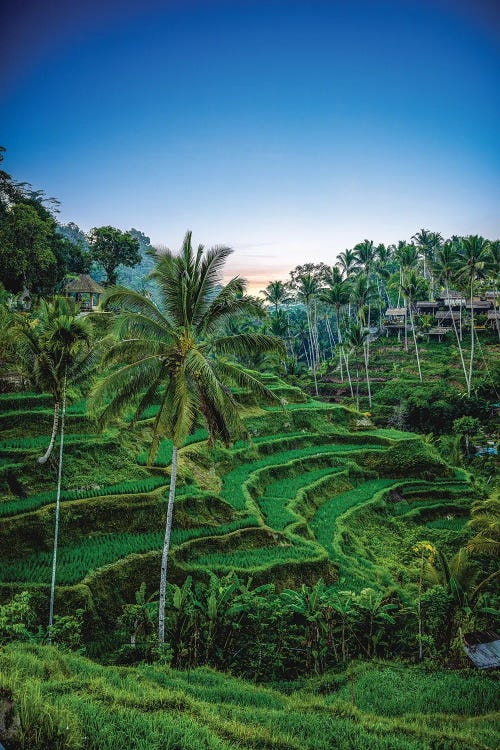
[14,297,95,636]
[262,280,292,313]
[467,493,500,559]
[456,236,489,397]
[354,240,376,332]
[486,240,500,340]
[432,241,469,389]
[401,270,424,382]
[350,275,376,326]
[89,232,284,645]
[412,229,443,292]
[337,248,358,279]
[295,272,322,395]
[15,297,93,464]
[320,279,350,381]
[395,244,419,350]
[345,320,371,409]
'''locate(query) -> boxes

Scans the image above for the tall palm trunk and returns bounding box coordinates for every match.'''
[159,446,178,645]
[408,305,423,382]
[363,342,372,407]
[306,305,319,396]
[38,402,60,464]
[468,280,475,398]
[48,376,66,638]
[343,348,354,398]
[445,282,469,391]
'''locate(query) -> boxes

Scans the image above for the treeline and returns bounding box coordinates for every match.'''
[0,148,147,295]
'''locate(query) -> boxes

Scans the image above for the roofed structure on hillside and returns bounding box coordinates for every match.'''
[383,308,407,332]
[463,631,500,669]
[435,310,461,325]
[416,301,439,312]
[485,290,499,302]
[64,274,105,311]
[465,300,492,311]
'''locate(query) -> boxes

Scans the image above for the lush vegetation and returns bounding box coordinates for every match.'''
[0,160,498,748]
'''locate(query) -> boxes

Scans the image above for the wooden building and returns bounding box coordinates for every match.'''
[64,274,105,312]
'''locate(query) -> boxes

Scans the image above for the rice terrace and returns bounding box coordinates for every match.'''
[0,1,499,748]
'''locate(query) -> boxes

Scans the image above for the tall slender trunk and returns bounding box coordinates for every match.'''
[344,349,354,398]
[445,282,469,391]
[363,342,372,408]
[48,376,66,638]
[337,308,344,382]
[468,280,474,398]
[495,286,500,341]
[408,305,422,382]
[38,402,60,464]
[355,363,360,411]
[404,298,408,352]
[159,446,178,645]
[306,305,319,396]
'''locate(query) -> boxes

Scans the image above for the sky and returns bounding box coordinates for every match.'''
[1,0,499,292]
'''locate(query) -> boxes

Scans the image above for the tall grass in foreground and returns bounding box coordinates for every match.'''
[1,643,498,750]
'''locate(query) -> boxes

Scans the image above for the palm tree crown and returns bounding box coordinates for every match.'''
[91,231,284,456]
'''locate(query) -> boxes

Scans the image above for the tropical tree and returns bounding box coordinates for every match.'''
[486,240,500,340]
[320,278,350,379]
[262,280,291,313]
[87,225,141,286]
[456,236,489,397]
[432,241,469,389]
[294,272,322,394]
[412,229,443,292]
[401,270,424,382]
[89,232,284,645]
[337,248,358,279]
[467,493,500,559]
[14,297,94,463]
[345,319,371,409]
[14,297,96,636]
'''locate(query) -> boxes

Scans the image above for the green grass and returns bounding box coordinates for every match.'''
[1,643,497,750]
[222,443,383,510]
[260,467,344,530]
[0,476,168,517]
[1,518,262,585]
[426,516,468,531]
[311,479,398,559]
[137,429,209,466]
[192,539,322,571]
[0,433,101,452]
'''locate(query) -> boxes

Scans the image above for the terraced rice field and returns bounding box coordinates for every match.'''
[0,388,474,620]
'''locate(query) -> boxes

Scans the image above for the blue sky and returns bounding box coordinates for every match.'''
[1,0,499,290]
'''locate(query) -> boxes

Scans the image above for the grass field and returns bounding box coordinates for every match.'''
[0,643,497,750]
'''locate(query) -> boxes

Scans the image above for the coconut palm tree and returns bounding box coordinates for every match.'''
[345,319,371,409]
[295,272,322,395]
[337,249,358,280]
[89,232,284,645]
[412,229,443,291]
[15,297,94,464]
[262,280,292,313]
[432,241,469,389]
[320,279,350,380]
[14,296,96,636]
[485,240,500,340]
[456,236,489,397]
[401,270,424,382]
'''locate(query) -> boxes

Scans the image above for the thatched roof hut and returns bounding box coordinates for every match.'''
[64,274,105,311]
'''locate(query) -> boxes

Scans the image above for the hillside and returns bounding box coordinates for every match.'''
[0,374,477,645]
